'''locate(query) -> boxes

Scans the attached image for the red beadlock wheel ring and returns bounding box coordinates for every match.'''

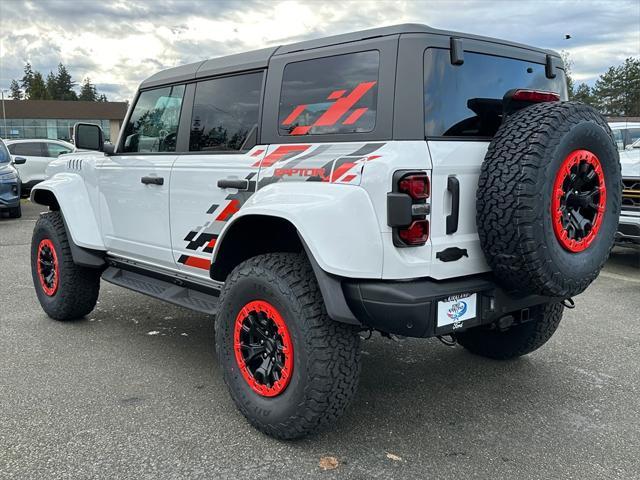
[551,149,607,252]
[37,238,59,296]
[233,300,293,397]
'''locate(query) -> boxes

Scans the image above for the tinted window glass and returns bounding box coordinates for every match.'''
[189,72,263,152]
[123,85,185,153]
[279,51,379,136]
[0,141,9,164]
[47,143,72,157]
[424,49,568,138]
[625,128,640,148]
[9,142,44,156]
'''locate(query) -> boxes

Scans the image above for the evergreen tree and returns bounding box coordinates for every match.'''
[98,93,108,102]
[79,77,98,101]
[9,80,22,100]
[572,83,593,105]
[29,72,49,100]
[20,62,34,98]
[54,63,77,100]
[591,58,640,116]
[46,71,59,100]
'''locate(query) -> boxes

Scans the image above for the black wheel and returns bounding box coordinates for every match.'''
[215,253,361,440]
[456,303,563,360]
[477,101,621,298]
[31,211,101,320]
[8,205,21,218]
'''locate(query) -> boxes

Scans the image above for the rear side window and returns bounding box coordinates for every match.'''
[278,51,379,136]
[122,84,185,153]
[8,142,44,156]
[46,143,72,157]
[424,49,568,138]
[189,72,263,152]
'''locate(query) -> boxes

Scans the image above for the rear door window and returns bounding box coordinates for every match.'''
[278,51,379,136]
[189,72,263,152]
[8,142,45,156]
[122,85,185,153]
[424,49,568,138]
[46,143,72,157]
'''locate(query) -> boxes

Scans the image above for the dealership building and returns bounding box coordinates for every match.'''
[0,99,128,143]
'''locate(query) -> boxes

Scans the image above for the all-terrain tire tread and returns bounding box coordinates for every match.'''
[216,253,361,440]
[32,211,100,320]
[477,101,620,297]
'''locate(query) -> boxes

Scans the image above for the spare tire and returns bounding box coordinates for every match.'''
[477,101,621,298]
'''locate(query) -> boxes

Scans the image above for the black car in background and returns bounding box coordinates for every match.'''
[0,138,25,218]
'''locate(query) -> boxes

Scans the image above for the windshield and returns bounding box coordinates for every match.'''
[0,141,10,164]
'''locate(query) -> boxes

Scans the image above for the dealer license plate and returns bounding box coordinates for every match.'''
[437,293,477,329]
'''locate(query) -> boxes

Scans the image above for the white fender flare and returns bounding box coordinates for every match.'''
[30,173,105,250]
[213,182,384,279]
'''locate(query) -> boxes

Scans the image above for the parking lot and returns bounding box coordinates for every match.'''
[1,200,638,479]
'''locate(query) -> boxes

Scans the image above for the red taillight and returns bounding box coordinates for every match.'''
[398,220,429,246]
[398,174,430,200]
[511,89,560,103]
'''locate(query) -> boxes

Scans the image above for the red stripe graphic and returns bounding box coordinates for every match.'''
[184,256,211,270]
[250,149,265,157]
[342,107,368,125]
[331,162,356,182]
[256,145,310,167]
[327,89,346,100]
[313,81,376,127]
[291,126,312,135]
[282,104,307,125]
[206,238,217,249]
[341,174,357,183]
[216,199,240,221]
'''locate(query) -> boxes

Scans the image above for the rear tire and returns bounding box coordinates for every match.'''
[31,211,101,320]
[215,253,361,440]
[456,303,564,360]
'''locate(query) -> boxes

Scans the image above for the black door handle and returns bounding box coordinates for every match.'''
[446,176,460,235]
[141,176,164,185]
[217,178,249,190]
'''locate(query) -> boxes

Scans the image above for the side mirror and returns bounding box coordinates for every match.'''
[12,156,26,165]
[74,122,104,151]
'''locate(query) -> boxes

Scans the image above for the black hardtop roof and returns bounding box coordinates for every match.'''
[140,23,560,89]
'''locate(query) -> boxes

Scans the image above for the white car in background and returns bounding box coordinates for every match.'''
[609,121,640,151]
[617,138,640,248]
[4,139,75,195]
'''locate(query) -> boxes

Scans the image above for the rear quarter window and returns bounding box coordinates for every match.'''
[424,48,568,138]
[278,50,379,136]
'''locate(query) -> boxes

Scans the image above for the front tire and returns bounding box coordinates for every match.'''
[456,303,564,360]
[215,253,361,440]
[31,211,101,320]
[8,205,21,218]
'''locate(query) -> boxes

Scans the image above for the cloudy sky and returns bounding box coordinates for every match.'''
[0,0,638,101]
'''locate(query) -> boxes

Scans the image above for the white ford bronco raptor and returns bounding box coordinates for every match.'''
[30,24,621,439]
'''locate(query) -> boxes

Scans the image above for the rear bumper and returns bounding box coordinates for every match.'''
[615,210,640,246]
[342,274,556,338]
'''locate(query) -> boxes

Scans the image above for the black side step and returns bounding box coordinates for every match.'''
[102,267,219,315]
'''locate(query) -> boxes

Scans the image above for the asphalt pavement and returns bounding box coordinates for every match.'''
[1,201,639,479]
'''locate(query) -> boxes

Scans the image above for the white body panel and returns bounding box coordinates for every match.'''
[31,153,104,250]
[169,149,263,278]
[217,182,384,278]
[97,154,176,269]
[427,141,490,279]
[33,139,492,282]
